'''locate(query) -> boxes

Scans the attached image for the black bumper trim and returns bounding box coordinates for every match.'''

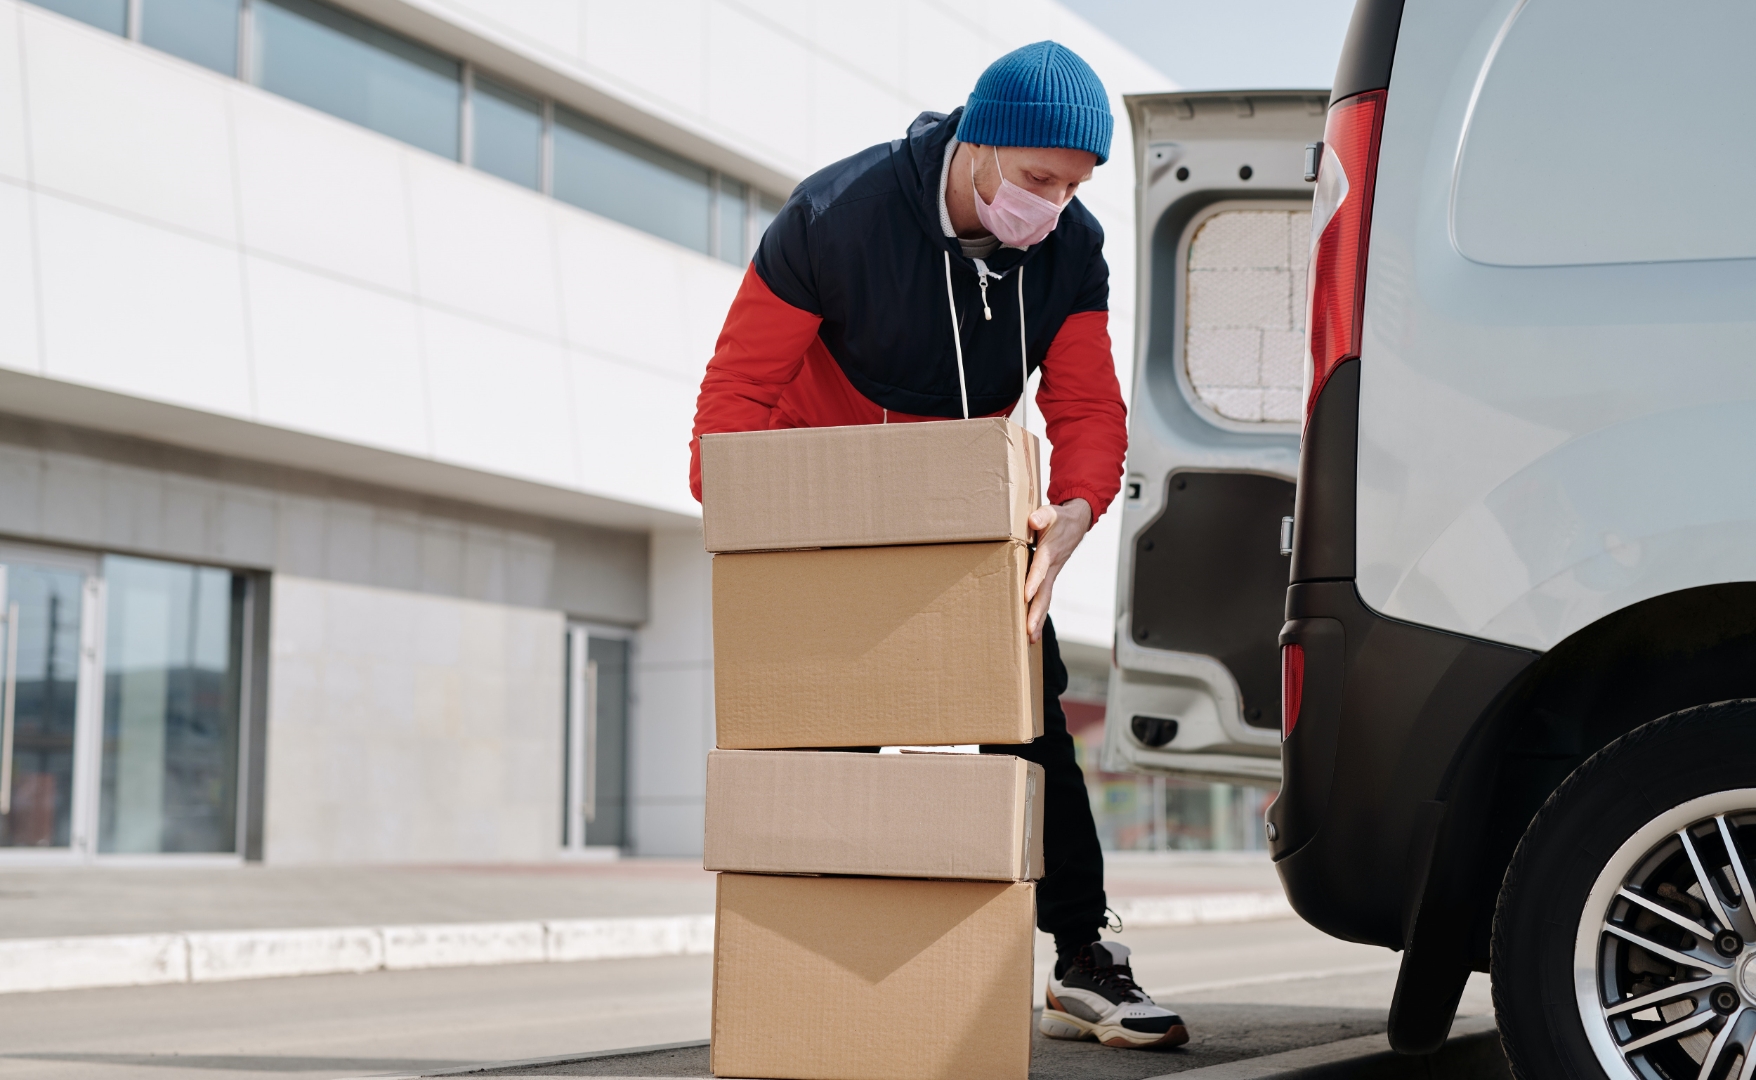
[1268,582,1537,949]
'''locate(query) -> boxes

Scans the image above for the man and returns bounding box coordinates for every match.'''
[690,42,1187,1051]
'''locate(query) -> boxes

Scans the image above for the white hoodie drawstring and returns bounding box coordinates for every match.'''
[943,251,1031,432]
[943,251,971,419]
[1016,266,1029,432]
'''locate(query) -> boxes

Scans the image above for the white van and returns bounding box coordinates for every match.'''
[1103,1,1756,1075]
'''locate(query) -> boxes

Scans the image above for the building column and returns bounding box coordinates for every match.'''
[628,527,715,856]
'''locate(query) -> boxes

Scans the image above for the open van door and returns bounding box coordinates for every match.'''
[1102,91,1327,786]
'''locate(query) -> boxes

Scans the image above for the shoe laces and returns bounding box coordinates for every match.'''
[1074,952,1145,1003]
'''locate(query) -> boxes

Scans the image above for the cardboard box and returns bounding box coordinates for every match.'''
[699,418,1040,553]
[703,750,1044,881]
[711,540,1043,748]
[711,874,1035,1080]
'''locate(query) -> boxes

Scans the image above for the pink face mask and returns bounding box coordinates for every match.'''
[972,146,1067,248]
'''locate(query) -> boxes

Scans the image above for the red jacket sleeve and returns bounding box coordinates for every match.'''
[1037,309,1128,523]
[690,265,825,501]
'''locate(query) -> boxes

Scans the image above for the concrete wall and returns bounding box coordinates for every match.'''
[0,413,645,864]
[0,0,1176,862]
[264,575,565,863]
[0,413,648,624]
[0,0,1169,646]
[0,0,738,523]
[628,529,715,856]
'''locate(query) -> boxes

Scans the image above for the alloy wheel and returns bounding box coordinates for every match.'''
[1575,790,1756,1080]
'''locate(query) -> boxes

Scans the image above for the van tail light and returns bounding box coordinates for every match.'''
[1304,89,1386,426]
[1281,643,1305,740]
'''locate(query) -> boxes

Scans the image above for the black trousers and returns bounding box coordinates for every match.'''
[981,617,1106,945]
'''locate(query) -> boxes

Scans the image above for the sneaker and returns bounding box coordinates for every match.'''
[1040,941,1189,1049]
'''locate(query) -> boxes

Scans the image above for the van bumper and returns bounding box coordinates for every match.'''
[1266,582,1537,949]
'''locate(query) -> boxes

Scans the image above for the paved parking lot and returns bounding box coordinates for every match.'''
[0,912,1491,1080]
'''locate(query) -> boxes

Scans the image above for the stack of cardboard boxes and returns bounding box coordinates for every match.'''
[699,418,1047,1080]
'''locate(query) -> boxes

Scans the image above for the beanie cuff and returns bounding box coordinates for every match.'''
[956,98,1114,165]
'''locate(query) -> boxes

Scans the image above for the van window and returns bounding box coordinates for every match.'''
[1183,207,1310,424]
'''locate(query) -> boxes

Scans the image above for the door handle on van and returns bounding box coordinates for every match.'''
[1304,142,1323,183]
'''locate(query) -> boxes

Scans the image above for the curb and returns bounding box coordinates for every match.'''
[0,914,716,995]
[0,890,1292,996]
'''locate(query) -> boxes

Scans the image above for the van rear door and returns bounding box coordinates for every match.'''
[1102,91,1326,785]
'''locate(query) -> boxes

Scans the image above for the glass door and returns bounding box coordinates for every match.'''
[97,555,247,855]
[563,625,630,853]
[0,545,250,861]
[0,547,101,856]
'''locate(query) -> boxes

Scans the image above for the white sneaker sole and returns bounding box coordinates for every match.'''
[1040,1004,1190,1049]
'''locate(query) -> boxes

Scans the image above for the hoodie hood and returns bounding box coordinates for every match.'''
[892,108,1035,276]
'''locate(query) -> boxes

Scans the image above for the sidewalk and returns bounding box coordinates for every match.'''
[0,852,1291,995]
[0,851,1282,939]
[0,860,716,940]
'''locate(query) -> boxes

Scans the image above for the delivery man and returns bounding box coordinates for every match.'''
[689,42,1186,1051]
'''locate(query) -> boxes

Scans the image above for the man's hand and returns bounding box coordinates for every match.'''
[1024,498,1092,644]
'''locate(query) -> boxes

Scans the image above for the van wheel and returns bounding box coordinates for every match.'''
[1493,700,1756,1080]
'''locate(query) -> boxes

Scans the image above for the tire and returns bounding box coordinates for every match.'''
[1493,700,1756,1080]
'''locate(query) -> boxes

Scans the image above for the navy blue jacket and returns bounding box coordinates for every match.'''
[752,107,1111,418]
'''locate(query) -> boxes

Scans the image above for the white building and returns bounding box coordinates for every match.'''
[0,0,1167,864]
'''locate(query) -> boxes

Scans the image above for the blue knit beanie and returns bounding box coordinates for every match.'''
[956,41,1113,165]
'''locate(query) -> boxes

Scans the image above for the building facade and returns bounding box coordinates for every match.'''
[0,0,1165,864]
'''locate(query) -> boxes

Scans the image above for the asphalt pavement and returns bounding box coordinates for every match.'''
[0,913,1494,1080]
[471,1000,1400,1079]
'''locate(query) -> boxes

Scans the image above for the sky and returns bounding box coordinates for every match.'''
[1060,0,1358,90]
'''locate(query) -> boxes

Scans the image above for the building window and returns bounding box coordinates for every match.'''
[0,561,86,849]
[469,74,543,191]
[0,545,258,858]
[715,176,746,267]
[140,0,239,76]
[250,0,461,161]
[33,0,125,35]
[753,192,783,252]
[98,556,247,855]
[23,0,784,261]
[563,626,629,852]
[554,107,713,256]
